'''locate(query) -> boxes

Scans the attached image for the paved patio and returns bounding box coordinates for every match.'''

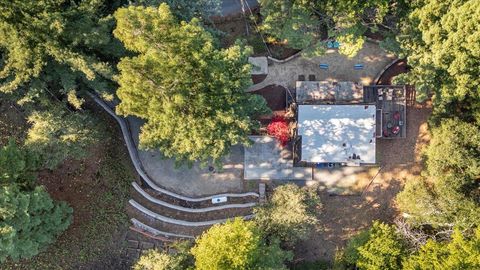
[248,41,396,92]
[309,166,380,195]
[127,117,245,197]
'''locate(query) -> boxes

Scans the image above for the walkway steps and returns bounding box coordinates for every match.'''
[126,204,212,236]
[139,183,258,208]
[131,218,195,240]
[131,186,254,222]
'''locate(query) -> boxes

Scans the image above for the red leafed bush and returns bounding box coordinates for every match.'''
[267,116,290,146]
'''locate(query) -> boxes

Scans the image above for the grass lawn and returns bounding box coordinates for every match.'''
[1,99,138,269]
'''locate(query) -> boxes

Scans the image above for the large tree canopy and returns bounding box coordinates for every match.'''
[259,0,405,57]
[0,0,123,97]
[397,0,480,105]
[131,0,221,21]
[113,4,270,166]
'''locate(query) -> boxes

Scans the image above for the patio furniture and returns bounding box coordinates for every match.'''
[393,111,401,120]
[308,74,316,81]
[333,41,340,48]
[354,64,364,70]
[386,121,393,129]
[327,41,334,48]
[319,63,329,69]
[298,75,305,81]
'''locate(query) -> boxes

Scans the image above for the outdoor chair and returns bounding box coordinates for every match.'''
[354,64,364,70]
[298,75,305,81]
[327,41,334,48]
[333,41,340,48]
[308,74,316,81]
[319,64,329,69]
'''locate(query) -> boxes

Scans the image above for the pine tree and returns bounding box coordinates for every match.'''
[0,184,72,262]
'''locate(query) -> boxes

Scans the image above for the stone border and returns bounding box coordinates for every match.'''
[132,182,257,212]
[88,92,260,202]
[373,58,401,85]
[129,200,254,227]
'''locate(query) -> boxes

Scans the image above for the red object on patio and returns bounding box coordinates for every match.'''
[392,126,400,135]
[393,111,401,120]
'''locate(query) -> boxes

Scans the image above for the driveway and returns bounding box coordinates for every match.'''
[221,0,258,16]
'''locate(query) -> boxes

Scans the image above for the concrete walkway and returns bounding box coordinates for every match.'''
[248,41,396,92]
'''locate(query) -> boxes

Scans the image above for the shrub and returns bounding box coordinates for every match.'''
[254,184,320,245]
[191,218,292,270]
[267,116,290,146]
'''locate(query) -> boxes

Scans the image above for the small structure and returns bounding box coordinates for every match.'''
[248,57,268,75]
[295,81,363,104]
[296,105,376,165]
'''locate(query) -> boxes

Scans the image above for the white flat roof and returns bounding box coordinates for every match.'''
[297,105,376,163]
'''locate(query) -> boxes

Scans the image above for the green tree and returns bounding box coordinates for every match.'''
[113,4,270,166]
[131,0,221,21]
[397,175,480,229]
[424,119,480,180]
[24,105,102,170]
[0,184,72,262]
[397,0,480,105]
[0,139,38,189]
[403,228,480,270]
[133,241,194,270]
[258,0,403,57]
[191,218,292,270]
[254,183,320,245]
[0,0,123,95]
[337,221,407,270]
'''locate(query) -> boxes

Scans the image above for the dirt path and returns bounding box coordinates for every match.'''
[295,102,432,262]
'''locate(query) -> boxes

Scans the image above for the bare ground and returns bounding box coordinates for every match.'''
[295,101,432,262]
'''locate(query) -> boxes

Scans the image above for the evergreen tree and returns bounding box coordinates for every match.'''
[113,4,270,166]
[0,0,123,97]
[396,0,480,106]
[191,218,292,270]
[0,139,38,189]
[0,184,72,262]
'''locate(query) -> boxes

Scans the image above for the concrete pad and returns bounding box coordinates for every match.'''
[127,117,244,197]
[244,136,312,180]
[248,57,268,75]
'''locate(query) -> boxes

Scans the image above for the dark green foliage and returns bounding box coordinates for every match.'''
[0,139,38,189]
[292,259,331,270]
[0,184,72,262]
[0,0,123,98]
[336,221,407,270]
[24,105,102,170]
[397,0,480,106]
[403,228,480,270]
[131,0,221,21]
[254,184,320,245]
[113,4,270,166]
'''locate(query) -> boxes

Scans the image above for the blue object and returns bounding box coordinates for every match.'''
[327,41,334,48]
[354,64,364,70]
[333,41,340,48]
[319,64,329,69]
